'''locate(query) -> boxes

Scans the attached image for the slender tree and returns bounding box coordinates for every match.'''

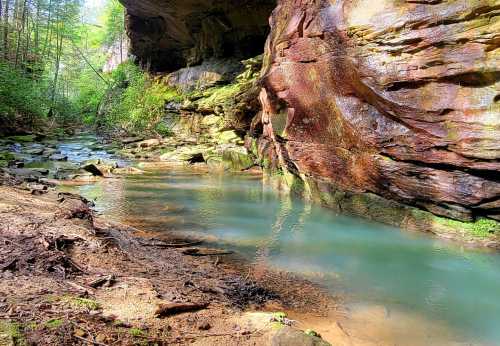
[3,0,10,59]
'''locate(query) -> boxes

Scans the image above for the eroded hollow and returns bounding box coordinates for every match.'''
[120,0,276,72]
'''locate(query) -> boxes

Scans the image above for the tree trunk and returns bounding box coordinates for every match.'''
[49,19,63,117]
[3,0,10,60]
[13,0,26,68]
[41,0,52,60]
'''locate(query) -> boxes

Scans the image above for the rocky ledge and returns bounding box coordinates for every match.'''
[118,0,500,242]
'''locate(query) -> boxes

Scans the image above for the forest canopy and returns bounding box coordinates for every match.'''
[0,0,171,136]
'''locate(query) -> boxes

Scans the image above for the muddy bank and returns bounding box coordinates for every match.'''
[0,185,339,345]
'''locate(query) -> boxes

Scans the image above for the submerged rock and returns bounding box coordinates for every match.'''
[112,166,144,175]
[49,154,68,161]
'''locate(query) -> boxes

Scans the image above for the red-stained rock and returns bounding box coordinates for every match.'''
[260,0,500,222]
[119,0,500,231]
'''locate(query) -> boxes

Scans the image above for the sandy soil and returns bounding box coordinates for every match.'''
[0,185,341,345]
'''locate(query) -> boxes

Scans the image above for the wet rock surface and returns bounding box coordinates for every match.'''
[0,133,131,186]
[118,0,500,236]
[256,0,500,226]
[271,327,331,346]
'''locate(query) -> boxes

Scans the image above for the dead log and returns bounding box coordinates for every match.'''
[155,302,209,317]
[88,275,116,288]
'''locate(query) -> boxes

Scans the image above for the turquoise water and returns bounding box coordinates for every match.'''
[76,169,500,345]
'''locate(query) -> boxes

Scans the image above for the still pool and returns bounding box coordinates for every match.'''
[72,169,500,345]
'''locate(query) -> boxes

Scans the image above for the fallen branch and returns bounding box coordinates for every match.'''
[182,248,233,257]
[155,302,209,317]
[89,275,115,288]
[140,240,202,248]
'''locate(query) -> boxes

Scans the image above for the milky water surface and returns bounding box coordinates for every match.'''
[72,167,500,345]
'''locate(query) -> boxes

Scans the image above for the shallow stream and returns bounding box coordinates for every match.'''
[50,136,500,345]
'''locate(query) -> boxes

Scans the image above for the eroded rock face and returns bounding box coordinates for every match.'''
[119,0,275,71]
[259,0,500,222]
[120,0,500,231]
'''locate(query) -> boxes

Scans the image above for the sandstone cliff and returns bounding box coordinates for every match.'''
[119,0,500,237]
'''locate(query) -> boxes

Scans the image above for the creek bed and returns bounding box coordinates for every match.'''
[16,135,500,345]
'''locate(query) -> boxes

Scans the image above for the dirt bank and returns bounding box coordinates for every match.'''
[0,185,340,345]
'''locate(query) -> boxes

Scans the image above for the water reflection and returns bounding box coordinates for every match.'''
[73,168,500,345]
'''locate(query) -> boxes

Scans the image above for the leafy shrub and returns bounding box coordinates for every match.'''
[0,62,47,127]
[101,61,180,135]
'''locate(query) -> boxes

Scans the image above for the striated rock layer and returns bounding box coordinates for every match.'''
[258,0,500,225]
[120,0,500,237]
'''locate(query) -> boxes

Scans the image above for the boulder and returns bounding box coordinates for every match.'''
[136,138,161,148]
[205,145,254,171]
[82,164,104,177]
[4,168,42,182]
[271,327,330,346]
[216,130,240,144]
[55,168,96,181]
[31,168,50,176]
[25,147,45,155]
[42,148,59,157]
[121,137,144,145]
[160,145,212,162]
[82,159,101,166]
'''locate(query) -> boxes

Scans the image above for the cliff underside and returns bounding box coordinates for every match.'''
[119,0,500,244]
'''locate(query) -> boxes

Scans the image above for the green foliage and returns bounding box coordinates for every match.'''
[304,329,320,337]
[272,312,287,323]
[0,63,47,124]
[64,296,101,310]
[101,0,126,46]
[101,61,180,135]
[45,319,64,329]
[128,327,146,337]
[0,321,27,345]
[155,122,174,137]
[438,217,499,238]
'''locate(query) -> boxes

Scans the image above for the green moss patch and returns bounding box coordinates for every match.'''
[435,216,499,238]
[8,135,35,143]
[0,321,26,345]
[128,327,146,337]
[45,319,64,329]
[64,296,100,311]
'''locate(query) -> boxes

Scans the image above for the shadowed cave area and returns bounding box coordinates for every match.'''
[120,0,276,72]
